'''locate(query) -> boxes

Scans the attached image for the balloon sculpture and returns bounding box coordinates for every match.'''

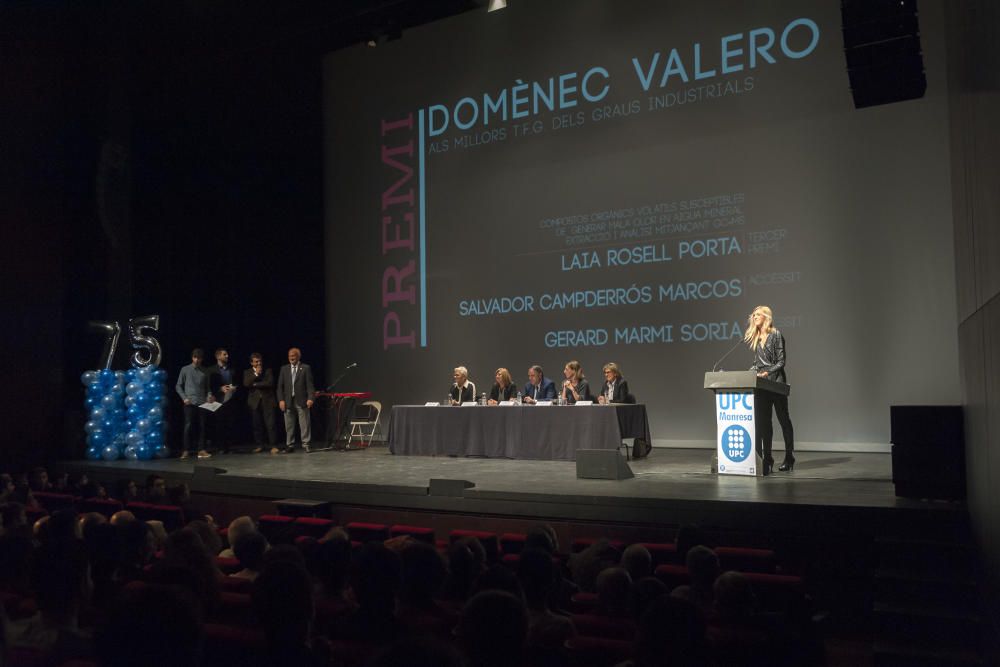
[83,315,168,461]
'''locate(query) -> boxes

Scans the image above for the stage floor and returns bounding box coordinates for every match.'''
[58,446,958,534]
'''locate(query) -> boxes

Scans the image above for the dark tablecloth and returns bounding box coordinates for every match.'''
[387,404,652,460]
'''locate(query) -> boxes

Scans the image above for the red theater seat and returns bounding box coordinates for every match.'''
[345,522,389,543]
[500,532,527,555]
[146,504,185,531]
[571,537,626,553]
[78,497,124,517]
[639,542,678,566]
[570,614,636,640]
[449,529,499,562]
[257,514,295,543]
[654,563,692,590]
[389,524,435,544]
[221,576,253,593]
[716,546,778,573]
[293,516,335,539]
[564,636,633,667]
[125,501,154,521]
[32,492,76,512]
[216,556,242,575]
[570,591,599,613]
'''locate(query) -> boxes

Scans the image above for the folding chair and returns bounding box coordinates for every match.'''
[347,400,382,449]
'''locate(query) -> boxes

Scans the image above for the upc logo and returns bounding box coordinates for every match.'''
[721,425,752,462]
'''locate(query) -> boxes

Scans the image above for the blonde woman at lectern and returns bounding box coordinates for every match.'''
[745,306,795,475]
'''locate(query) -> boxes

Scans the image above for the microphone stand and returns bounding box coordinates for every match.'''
[322,364,357,451]
[712,340,745,372]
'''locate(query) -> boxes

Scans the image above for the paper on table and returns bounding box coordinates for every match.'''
[199,401,222,412]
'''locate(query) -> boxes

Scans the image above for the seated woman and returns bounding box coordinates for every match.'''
[561,361,592,404]
[488,368,518,404]
[449,366,476,405]
[597,362,634,404]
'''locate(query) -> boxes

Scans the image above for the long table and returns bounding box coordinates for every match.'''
[387,403,652,461]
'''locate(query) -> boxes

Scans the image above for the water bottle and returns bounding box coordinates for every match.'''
[480,392,487,406]
[516,391,522,405]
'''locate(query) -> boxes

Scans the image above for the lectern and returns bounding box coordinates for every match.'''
[704,371,790,476]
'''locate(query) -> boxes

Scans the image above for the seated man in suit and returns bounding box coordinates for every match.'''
[449,366,476,405]
[597,362,635,404]
[522,365,556,404]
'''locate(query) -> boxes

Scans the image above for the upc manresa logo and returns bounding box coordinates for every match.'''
[721,425,751,462]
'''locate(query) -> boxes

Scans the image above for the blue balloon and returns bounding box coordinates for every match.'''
[115,370,126,382]
[136,418,152,434]
[110,383,124,396]
[88,381,102,395]
[100,394,117,409]
[147,405,164,422]
[123,444,139,460]
[126,381,142,396]
[101,444,120,461]
[90,406,106,421]
[154,369,167,382]
[125,431,145,448]
[145,429,163,445]
[137,367,153,383]
[100,417,115,431]
[147,382,164,396]
[81,370,98,386]
[84,396,97,408]
[84,420,100,435]
[136,392,153,407]
[124,395,136,407]
[85,446,102,461]
[153,443,170,459]
[87,431,107,447]
[127,404,141,419]
[136,443,153,461]
[126,368,137,379]
[113,432,127,445]
[99,369,115,386]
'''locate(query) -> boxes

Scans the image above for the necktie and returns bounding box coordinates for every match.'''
[291,366,298,397]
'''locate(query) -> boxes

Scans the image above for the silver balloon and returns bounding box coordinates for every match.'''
[88,321,121,370]
[128,314,162,368]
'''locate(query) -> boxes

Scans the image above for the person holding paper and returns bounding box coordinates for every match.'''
[487,368,517,404]
[449,366,476,405]
[597,363,634,404]
[277,347,316,453]
[522,365,556,404]
[206,347,239,454]
[175,348,212,460]
[561,360,592,404]
[746,305,794,474]
[244,352,278,454]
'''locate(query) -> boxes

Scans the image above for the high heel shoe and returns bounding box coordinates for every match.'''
[778,458,795,472]
[762,460,773,476]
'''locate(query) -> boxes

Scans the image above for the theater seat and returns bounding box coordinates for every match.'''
[345,522,389,543]
[570,614,636,640]
[571,538,626,553]
[569,591,599,613]
[715,546,778,573]
[654,563,691,590]
[564,636,633,667]
[125,501,154,521]
[146,504,186,532]
[257,514,295,543]
[292,516,335,539]
[78,497,124,518]
[32,492,76,512]
[500,532,527,555]
[638,542,678,566]
[449,529,499,562]
[216,556,242,575]
[389,524,435,544]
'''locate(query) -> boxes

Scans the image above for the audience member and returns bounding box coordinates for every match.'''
[114,478,139,503]
[569,539,620,593]
[232,531,269,581]
[629,576,668,620]
[397,541,453,637]
[28,467,51,493]
[675,524,715,564]
[625,595,709,667]
[458,590,529,667]
[516,547,576,664]
[441,536,486,606]
[252,560,327,666]
[671,545,720,616]
[187,518,223,555]
[220,515,256,558]
[621,543,652,582]
[144,474,167,503]
[595,566,633,617]
[334,542,402,642]
[96,584,204,667]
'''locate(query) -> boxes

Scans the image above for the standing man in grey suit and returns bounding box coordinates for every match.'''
[276,347,315,453]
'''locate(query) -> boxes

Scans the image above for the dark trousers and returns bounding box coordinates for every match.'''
[755,392,794,464]
[182,403,207,451]
[250,403,277,447]
[209,403,238,452]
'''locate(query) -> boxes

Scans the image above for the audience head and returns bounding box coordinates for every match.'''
[524,527,556,554]
[28,466,49,492]
[115,478,139,501]
[569,539,620,592]
[458,590,529,667]
[515,547,556,608]
[352,542,401,610]
[46,507,82,544]
[110,510,137,526]
[226,516,256,550]
[186,519,222,556]
[446,537,486,600]
[630,576,669,620]
[714,571,756,622]
[315,531,352,596]
[633,595,708,667]
[168,483,192,506]
[253,560,314,646]
[145,474,167,501]
[30,540,90,616]
[474,564,523,599]
[621,543,652,581]
[97,584,204,667]
[675,524,714,563]
[596,566,632,615]
[399,540,447,605]
[686,545,720,593]
[233,531,269,574]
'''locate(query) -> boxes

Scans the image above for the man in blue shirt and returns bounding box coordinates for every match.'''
[206,348,239,455]
[175,348,213,460]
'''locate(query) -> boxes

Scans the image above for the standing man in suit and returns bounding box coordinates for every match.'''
[244,352,278,454]
[522,365,556,404]
[276,347,315,453]
[206,348,239,455]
